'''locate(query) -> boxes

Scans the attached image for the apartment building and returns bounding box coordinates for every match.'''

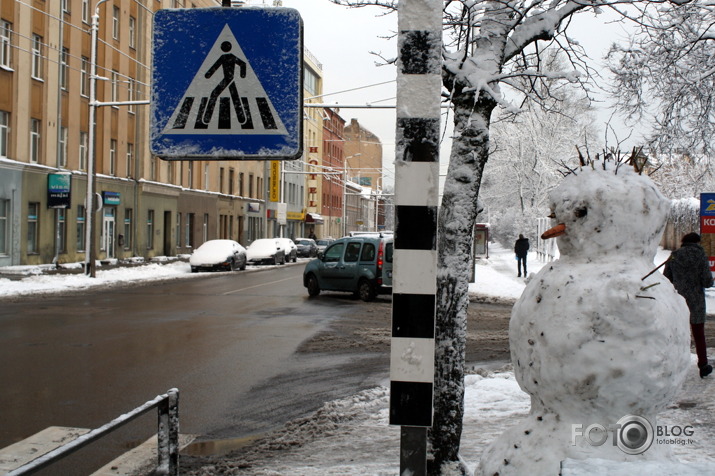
[0,0,307,268]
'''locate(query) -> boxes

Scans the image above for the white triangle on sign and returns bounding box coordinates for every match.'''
[162,24,287,136]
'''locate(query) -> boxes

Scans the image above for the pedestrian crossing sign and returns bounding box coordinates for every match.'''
[150,8,303,160]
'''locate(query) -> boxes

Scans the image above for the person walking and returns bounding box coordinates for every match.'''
[664,232,714,378]
[514,234,530,278]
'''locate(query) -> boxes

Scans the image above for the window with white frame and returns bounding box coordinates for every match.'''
[60,48,69,90]
[204,164,209,190]
[147,210,154,249]
[123,208,132,249]
[80,57,89,97]
[126,143,134,178]
[111,70,119,104]
[0,199,8,255]
[176,213,181,248]
[82,0,89,23]
[57,208,66,253]
[112,6,120,40]
[109,139,117,175]
[0,111,8,157]
[76,205,86,251]
[58,126,67,167]
[128,78,135,114]
[129,16,136,49]
[30,119,40,163]
[61,0,70,13]
[79,131,87,170]
[187,162,194,188]
[27,202,39,254]
[1,21,11,69]
[31,35,42,79]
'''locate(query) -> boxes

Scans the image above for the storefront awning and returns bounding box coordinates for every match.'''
[305,213,324,224]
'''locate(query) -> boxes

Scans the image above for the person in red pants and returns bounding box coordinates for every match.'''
[665,233,715,378]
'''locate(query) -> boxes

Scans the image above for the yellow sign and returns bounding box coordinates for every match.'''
[269,161,280,202]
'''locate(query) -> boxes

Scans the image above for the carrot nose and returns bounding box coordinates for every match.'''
[541,223,566,240]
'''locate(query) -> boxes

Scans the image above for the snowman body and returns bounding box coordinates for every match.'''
[478,166,690,475]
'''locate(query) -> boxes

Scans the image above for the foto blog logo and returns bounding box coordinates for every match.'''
[571,415,695,455]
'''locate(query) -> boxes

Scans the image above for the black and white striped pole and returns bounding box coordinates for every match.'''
[389,0,442,474]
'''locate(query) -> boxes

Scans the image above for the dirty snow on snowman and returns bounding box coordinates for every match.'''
[478,158,691,475]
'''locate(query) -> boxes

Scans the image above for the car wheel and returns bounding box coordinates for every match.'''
[292,253,297,263]
[229,258,236,271]
[282,255,287,265]
[357,279,376,302]
[306,274,320,297]
[239,260,246,271]
[273,256,278,265]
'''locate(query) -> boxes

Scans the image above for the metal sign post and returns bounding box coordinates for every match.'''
[389,0,442,475]
[150,7,303,160]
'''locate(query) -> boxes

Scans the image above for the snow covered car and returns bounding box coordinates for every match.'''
[295,238,318,257]
[189,239,247,273]
[303,235,393,301]
[315,238,334,255]
[276,238,298,262]
[246,238,286,265]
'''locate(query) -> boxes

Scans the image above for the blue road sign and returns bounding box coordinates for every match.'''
[151,8,303,160]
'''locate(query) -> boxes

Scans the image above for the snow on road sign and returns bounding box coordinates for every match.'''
[164,25,286,136]
[151,8,303,160]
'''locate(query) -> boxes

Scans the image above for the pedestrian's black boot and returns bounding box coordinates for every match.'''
[700,364,713,378]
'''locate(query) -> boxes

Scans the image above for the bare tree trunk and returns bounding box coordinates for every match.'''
[428,92,496,474]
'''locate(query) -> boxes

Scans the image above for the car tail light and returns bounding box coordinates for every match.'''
[377,241,384,285]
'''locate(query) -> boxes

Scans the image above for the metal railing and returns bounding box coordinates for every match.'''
[7,388,180,476]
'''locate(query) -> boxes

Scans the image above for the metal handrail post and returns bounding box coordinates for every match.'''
[157,388,179,476]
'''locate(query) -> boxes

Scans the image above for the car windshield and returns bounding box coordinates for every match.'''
[248,240,277,253]
[297,240,311,245]
[196,240,234,253]
[316,240,330,245]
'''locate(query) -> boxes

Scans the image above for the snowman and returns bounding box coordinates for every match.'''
[478,161,691,475]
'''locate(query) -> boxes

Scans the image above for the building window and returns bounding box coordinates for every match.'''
[60,48,69,90]
[127,78,135,114]
[61,0,70,13]
[79,131,87,170]
[27,203,39,254]
[229,168,235,195]
[219,167,225,193]
[203,164,209,190]
[82,0,89,23]
[80,57,89,97]
[185,213,194,248]
[56,209,66,253]
[1,21,12,69]
[58,126,68,167]
[112,6,120,41]
[0,111,8,157]
[0,199,8,255]
[176,213,182,248]
[168,162,175,184]
[31,35,43,79]
[109,139,117,175]
[124,208,132,250]
[239,172,244,196]
[249,174,254,198]
[126,143,134,178]
[304,66,318,95]
[147,210,154,249]
[30,119,40,163]
[203,213,209,243]
[187,162,194,188]
[76,205,86,251]
[111,70,119,103]
[129,16,136,49]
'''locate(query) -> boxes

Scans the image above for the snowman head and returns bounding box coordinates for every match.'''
[542,164,670,259]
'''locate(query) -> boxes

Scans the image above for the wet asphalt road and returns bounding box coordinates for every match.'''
[0,263,388,474]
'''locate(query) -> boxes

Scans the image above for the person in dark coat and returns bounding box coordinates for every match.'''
[514,234,530,278]
[664,232,714,378]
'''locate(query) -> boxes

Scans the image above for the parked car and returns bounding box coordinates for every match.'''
[303,235,393,301]
[295,238,318,258]
[246,239,286,265]
[277,238,298,262]
[315,238,334,255]
[189,239,247,273]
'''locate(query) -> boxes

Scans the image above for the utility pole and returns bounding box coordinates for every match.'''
[389,0,442,475]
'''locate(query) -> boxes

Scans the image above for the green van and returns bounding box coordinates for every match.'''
[303,235,393,301]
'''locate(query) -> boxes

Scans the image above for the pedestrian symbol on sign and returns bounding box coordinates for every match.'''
[162,24,286,136]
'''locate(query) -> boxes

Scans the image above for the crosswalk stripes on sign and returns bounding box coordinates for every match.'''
[161,24,287,136]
